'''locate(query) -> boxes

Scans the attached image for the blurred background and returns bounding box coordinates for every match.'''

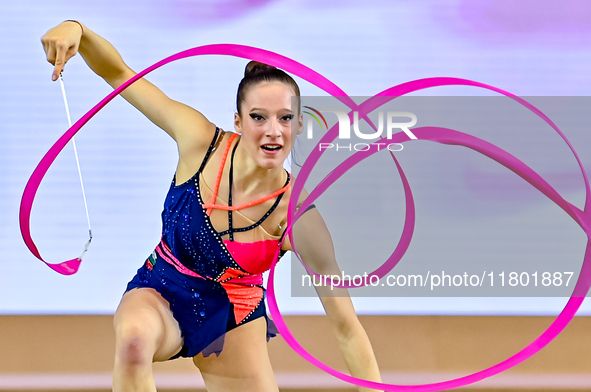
[2,0,591,390]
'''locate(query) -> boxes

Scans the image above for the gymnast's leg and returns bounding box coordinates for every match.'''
[193,317,279,392]
[112,287,184,392]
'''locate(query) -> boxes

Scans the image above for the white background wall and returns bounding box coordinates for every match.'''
[2,0,591,315]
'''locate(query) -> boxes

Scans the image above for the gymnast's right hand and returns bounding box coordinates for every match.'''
[41,21,84,81]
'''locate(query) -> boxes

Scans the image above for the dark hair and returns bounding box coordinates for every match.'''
[236,61,301,116]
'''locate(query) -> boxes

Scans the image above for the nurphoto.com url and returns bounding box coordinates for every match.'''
[300,270,575,294]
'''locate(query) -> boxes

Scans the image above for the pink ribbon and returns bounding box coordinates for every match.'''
[20,44,591,390]
[19,44,352,275]
[274,78,591,390]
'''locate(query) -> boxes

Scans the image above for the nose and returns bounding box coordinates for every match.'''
[266,117,282,138]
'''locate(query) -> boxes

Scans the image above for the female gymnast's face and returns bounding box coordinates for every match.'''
[235,81,302,170]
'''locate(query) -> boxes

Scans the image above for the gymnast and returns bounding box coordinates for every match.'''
[41,20,382,392]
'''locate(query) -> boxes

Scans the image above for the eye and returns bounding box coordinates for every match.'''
[249,113,264,121]
[281,114,294,121]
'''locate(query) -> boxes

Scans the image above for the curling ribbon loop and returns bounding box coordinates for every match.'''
[20,44,591,390]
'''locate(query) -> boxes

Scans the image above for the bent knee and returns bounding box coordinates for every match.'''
[115,324,159,367]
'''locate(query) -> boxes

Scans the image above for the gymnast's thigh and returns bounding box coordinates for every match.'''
[192,317,279,392]
[113,287,184,362]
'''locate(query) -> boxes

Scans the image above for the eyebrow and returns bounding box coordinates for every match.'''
[249,107,293,112]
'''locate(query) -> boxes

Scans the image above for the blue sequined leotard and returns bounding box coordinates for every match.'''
[125,127,286,358]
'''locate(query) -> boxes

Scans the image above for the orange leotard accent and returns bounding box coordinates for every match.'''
[204,133,291,215]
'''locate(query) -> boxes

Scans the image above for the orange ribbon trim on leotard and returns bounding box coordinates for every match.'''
[204,133,291,215]
[205,133,238,216]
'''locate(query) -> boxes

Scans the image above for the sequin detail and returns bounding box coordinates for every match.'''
[125,127,282,358]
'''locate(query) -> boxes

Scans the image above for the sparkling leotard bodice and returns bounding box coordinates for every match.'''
[161,168,242,280]
[125,128,288,358]
[161,127,288,281]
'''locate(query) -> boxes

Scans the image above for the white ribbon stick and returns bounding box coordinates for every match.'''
[59,73,92,259]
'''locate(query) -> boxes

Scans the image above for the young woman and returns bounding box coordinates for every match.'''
[41,20,382,392]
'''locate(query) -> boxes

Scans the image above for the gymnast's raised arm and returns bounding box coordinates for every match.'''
[40,21,216,157]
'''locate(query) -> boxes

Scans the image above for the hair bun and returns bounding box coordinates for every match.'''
[244,61,276,77]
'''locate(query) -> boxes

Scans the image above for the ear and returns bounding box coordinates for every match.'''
[234,112,242,133]
[296,112,304,135]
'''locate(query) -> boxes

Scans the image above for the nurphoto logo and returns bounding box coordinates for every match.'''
[303,106,417,152]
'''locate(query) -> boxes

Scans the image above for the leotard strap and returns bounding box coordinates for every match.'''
[221,140,290,240]
[205,132,239,216]
[203,134,291,218]
[197,127,222,174]
[202,180,291,212]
